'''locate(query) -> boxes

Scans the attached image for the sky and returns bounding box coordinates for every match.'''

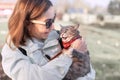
[51,0,111,8]
[84,0,111,8]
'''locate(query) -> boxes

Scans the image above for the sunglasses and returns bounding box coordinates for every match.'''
[31,14,56,29]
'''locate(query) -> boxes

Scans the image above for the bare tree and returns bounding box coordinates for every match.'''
[108,0,120,15]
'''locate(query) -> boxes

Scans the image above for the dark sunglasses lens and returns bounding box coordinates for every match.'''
[45,14,56,28]
[46,20,53,28]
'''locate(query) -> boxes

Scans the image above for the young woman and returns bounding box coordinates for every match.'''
[1,0,95,80]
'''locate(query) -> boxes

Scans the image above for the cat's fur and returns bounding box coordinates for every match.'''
[60,24,90,80]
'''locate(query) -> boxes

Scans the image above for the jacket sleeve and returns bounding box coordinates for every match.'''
[1,44,72,80]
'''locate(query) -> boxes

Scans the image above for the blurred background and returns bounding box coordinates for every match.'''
[0,0,120,80]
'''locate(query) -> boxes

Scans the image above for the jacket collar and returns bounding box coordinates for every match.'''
[20,38,44,55]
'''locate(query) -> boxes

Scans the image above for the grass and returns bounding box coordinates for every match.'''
[0,19,120,80]
[0,21,8,50]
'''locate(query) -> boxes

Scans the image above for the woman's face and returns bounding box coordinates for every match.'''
[29,6,55,40]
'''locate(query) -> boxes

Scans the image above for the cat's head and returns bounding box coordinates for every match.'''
[60,24,80,42]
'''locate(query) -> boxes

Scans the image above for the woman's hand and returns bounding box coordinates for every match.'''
[71,38,88,53]
[62,48,74,57]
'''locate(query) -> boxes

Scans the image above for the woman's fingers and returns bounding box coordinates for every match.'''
[79,38,88,52]
[71,38,88,53]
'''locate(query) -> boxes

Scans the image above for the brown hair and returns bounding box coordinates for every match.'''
[7,0,53,48]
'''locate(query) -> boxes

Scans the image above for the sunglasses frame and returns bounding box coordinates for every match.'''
[30,14,56,29]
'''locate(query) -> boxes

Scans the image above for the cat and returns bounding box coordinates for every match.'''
[59,24,91,80]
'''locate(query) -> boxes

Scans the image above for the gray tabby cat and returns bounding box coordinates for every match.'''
[60,24,90,80]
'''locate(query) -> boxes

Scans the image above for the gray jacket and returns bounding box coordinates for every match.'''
[1,30,95,80]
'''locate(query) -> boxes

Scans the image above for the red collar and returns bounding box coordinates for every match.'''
[62,35,81,49]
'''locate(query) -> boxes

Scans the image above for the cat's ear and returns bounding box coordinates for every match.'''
[74,24,79,29]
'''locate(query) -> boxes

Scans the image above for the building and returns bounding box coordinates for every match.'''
[0,2,15,17]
